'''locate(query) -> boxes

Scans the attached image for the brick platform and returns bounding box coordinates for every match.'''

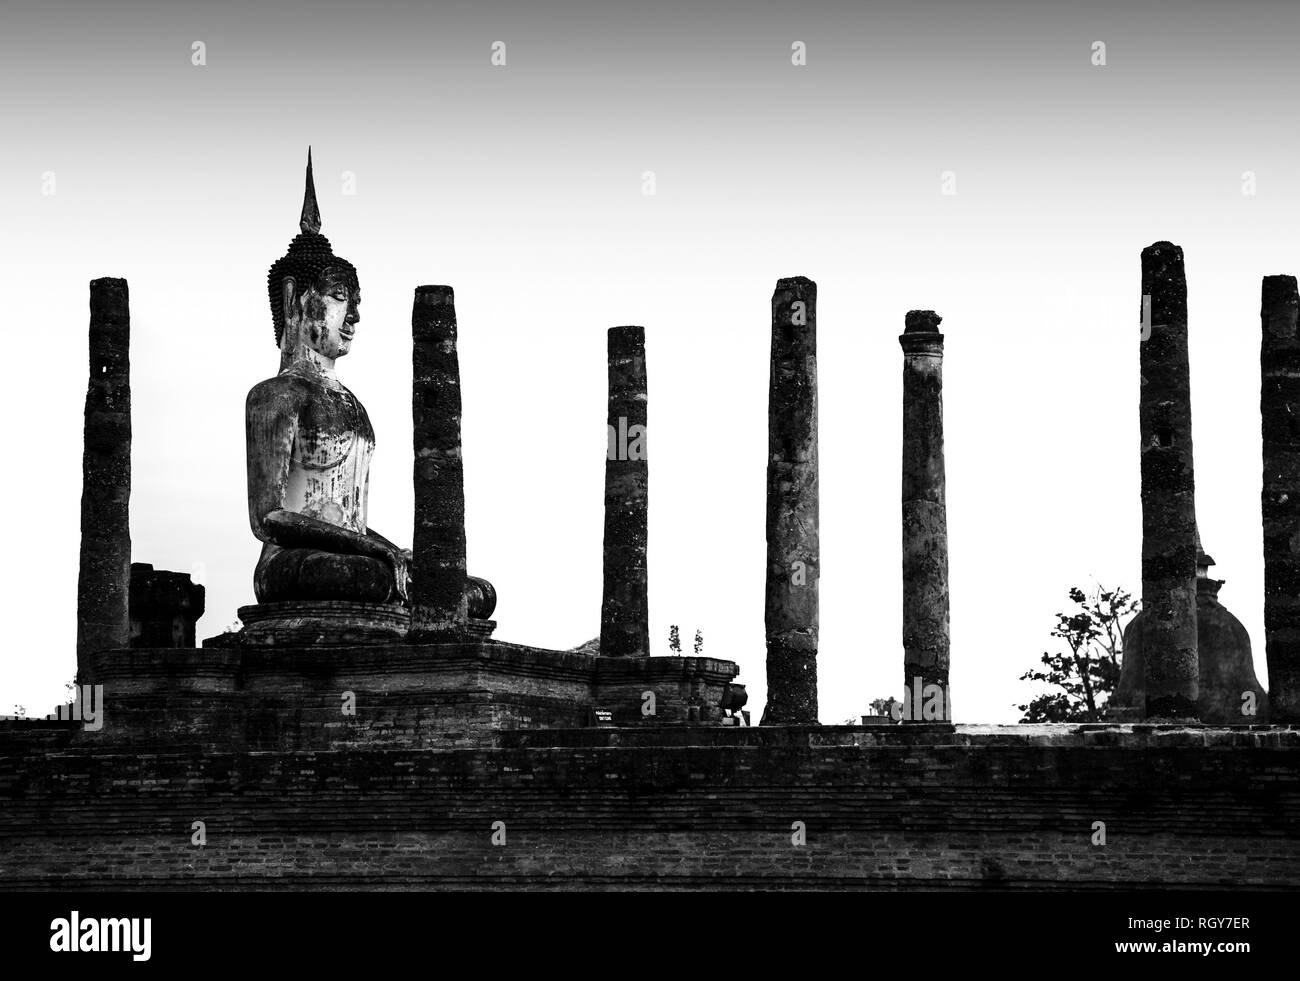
[75,642,745,749]
[1,721,1297,890]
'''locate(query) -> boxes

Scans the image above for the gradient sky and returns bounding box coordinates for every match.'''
[3,0,1298,723]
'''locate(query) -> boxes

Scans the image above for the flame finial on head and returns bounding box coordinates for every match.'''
[300,147,322,234]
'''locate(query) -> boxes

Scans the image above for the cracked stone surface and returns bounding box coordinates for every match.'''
[1262,273,1300,722]
[899,310,950,708]
[410,285,468,641]
[77,277,132,682]
[1138,242,1199,722]
[600,325,649,658]
[762,277,819,724]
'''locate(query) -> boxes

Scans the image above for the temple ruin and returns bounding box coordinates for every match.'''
[67,155,743,740]
[5,164,1299,891]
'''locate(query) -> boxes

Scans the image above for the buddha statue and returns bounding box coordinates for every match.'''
[246,151,495,621]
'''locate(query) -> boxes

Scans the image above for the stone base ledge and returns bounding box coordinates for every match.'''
[91,642,738,689]
[234,601,495,646]
[3,715,1299,754]
[496,722,1300,750]
[76,643,745,748]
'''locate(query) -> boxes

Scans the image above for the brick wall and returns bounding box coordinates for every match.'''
[1,725,1297,890]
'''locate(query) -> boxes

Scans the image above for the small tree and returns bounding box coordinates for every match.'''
[1017,584,1138,723]
[869,697,899,718]
[668,625,681,654]
[693,629,703,655]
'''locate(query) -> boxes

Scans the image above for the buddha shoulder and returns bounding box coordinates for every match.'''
[246,373,316,417]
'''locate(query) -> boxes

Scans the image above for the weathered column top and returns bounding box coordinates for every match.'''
[608,324,645,354]
[899,309,944,355]
[415,284,453,297]
[413,284,454,312]
[775,275,815,291]
[88,277,130,361]
[1140,241,1188,321]
[1142,239,1184,265]
[1262,275,1299,345]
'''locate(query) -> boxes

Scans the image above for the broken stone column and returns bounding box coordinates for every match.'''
[1261,274,1300,723]
[599,325,649,658]
[410,285,468,641]
[128,563,205,649]
[760,277,819,724]
[899,310,951,722]
[76,278,132,684]
[1138,241,1199,721]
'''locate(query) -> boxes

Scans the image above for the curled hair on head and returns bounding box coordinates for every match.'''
[266,150,360,347]
[267,236,360,348]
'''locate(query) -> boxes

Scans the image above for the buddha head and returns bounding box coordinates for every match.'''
[267,149,361,362]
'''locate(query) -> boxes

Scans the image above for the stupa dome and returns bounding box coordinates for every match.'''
[1112,538,1269,723]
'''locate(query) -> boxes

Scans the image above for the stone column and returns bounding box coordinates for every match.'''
[1261,274,1300,723]
[761,277,819,724]
[899,311,950,721]
[410,285,468,641]
[1138,241,1199,721]
[599,325,649,657]
[76,277,132,684]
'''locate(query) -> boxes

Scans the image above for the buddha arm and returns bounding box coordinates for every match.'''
[365,527,402,553]
[261,509,393,562]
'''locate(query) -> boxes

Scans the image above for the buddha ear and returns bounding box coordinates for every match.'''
[281,277,298,328]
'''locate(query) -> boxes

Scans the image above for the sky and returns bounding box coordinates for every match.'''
[2,0,1297,723]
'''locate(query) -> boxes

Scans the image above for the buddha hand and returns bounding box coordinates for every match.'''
[390,548,412,603]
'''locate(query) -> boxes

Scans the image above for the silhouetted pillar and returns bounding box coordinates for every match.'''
[410,285,468,641]
[1261,274,1300,723]
[128,563,205,648]
[761,277,819,724]
[76,278,132,684]
[1139,242,1199,721]
[899,310,950,721]
[600,325,649,657]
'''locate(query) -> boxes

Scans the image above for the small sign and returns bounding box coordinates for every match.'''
[589,708,614,727]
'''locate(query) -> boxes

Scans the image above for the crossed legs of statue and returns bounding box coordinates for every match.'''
[255,547,497,619]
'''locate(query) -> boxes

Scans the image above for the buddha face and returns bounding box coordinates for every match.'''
[282,270,360,361]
